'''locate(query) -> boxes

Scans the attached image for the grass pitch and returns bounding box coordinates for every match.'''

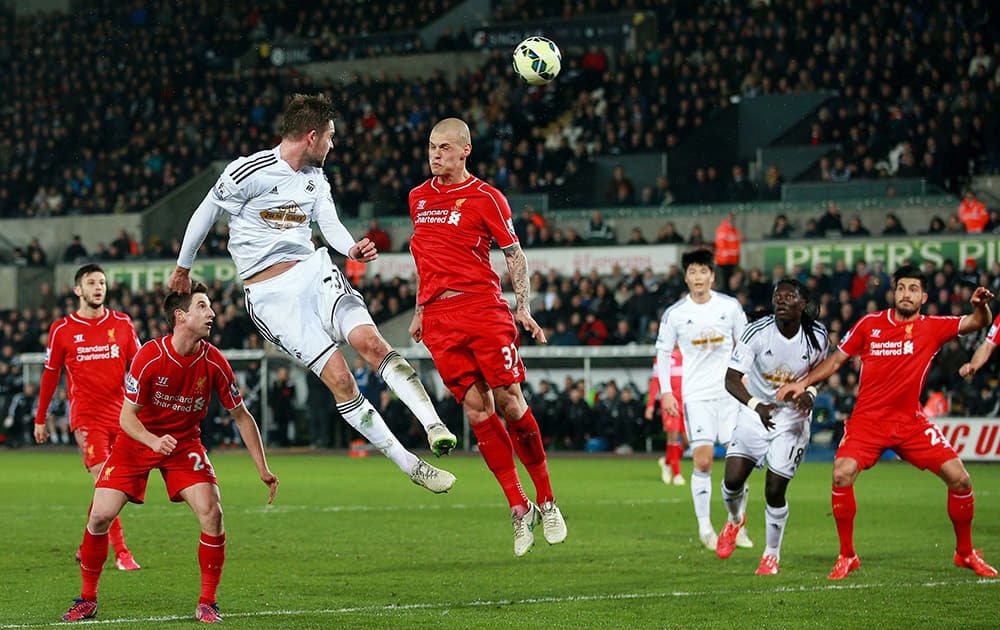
[1,449,998,628]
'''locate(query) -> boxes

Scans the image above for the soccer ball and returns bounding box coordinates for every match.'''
[512,36,562,85]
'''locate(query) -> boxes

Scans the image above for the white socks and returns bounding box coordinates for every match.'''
[378,351,440,431]
[337,393,418,473]
[722,480,746,524]
[691,470,713,533]
[764,502,789,560]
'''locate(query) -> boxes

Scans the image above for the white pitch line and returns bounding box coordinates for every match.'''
[2,578,997,628]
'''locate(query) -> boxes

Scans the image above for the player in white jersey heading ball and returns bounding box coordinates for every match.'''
[655,248,752,551]
[716,278,829,574]
[168,93,456,493]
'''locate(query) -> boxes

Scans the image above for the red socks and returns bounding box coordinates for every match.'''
[79,528,109,601]
[831,485,857,557]
[108,517,127,556]
[471,413,529,510]
[506,408,554,505]
[666,443,683,476]
[948,487,975,556]
[198,533,226,605]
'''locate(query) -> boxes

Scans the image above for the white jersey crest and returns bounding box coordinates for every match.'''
[212,147,339,279]
[729,315,829,429]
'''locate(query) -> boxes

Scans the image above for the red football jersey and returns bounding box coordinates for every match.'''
[41,310,139,431]
[124,336,242,441]
[839,310,960,422]
[408,175,517,305]
[985,312,1000,345]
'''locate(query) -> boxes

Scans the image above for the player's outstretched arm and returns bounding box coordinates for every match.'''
[502,243,547,343]
[171,194,225,293]
[958,287,995,335]
[120,400,177,455]
[777,348,849,401]
[231,404,279,504]
[960,338,997,378]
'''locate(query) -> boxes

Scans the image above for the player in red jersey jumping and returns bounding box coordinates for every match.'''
[407,117,567,557]
[779,265,997,580]
[60,283,278,623]
[33,264,142,571]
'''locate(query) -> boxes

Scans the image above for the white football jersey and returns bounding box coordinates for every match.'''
[729,315,829,430]
[656,291,747,401]
[209,147,355,279]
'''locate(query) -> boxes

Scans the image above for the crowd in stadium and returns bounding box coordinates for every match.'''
[2,0,997,220]
[4,248,999,451]
[2,0,999,452]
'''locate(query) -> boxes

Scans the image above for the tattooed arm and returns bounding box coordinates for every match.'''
[502,243,547,343]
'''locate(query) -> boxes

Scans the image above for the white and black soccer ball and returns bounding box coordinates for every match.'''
[512,36,562,85]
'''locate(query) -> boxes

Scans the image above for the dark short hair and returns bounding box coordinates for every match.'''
[681,248,714,271]
[282,93,335,140]
[74,264,105,285]
[163,282,209,329]
[892,265,926,290]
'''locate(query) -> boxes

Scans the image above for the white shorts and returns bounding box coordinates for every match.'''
[243,248,374,377]
[684,396,740,447]
[725,407,811,479]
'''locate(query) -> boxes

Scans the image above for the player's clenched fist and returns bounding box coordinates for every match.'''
[148,434,178,455]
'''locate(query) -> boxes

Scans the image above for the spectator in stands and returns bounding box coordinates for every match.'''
[363,219,391,253]
[549,319,579,346]
[758,165,784,201]
[946,214,968,234]
[563,228,585,247]
[688,224,708,246]
[843,215,871,238]
[655,222,684,244]
[606,165,635,206]
[651,175,674,207]
[607,319,638,346]
[881,213,907,236]
[725,165,755,203]
[802,218,822,238]
[767,214,793,239]
[584,211,616,246]
[958,190,989,234]
[25,239,47,268]
[626,228,648,245]
[578,312,609,346]
[63,235,88,264]
[850,260,872,301]
[816,202,844,236]
[923,216,947,234]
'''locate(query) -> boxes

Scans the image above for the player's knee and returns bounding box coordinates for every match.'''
[832,461,858,487]
[199,504,224,533]
[764,480,786,506]
[88,510,116,532]
[949,470,972,492]
[322,368,358,399]
[360,335,390,364]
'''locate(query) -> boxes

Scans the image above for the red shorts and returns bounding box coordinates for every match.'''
[74,425,121,470]
[421,293,525,401]
[837,416,959,473]
[96,436,217,504]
